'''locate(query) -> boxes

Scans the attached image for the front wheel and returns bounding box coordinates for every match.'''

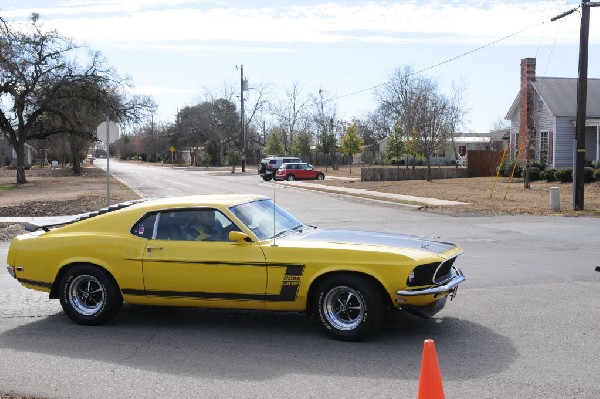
[286,175,296,181]
[315,174,325,180]
[262,176,272,181]
[315,275,385,341]
[59,265,122,325]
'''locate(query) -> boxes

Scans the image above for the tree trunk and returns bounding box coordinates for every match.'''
[15,139,27,184]
[426,157,432,181]
[72,150,81,175]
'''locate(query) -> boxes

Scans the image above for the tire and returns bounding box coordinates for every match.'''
[262,176,272,181]
[315,174,325,180]
[59,265,122,325]
[315,275,385,341]
[286,175,296,181]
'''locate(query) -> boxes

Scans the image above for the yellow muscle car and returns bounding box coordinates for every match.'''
[6,194,465,341]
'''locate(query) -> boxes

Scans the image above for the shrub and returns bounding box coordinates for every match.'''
[555,167,573,182]
[541,168,557,182]
[529,159,546,171]
[525,166,541,181]
[584,167,595,182]
[594,168,600,182]
[497,159,522,177]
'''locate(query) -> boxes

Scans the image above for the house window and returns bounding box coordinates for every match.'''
[540,131,549,164]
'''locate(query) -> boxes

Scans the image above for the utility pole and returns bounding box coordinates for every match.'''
[240,65,248,172]
[574,2,590,210]
[551,1,600,210]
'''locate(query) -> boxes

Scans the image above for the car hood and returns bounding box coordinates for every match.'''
[286,229,458,255]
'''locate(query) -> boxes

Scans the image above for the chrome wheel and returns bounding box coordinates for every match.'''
[60,265,122,325]
[286,175,296,181]
[322,285,365,331]
[316,174,324,180]
[68,274,106,316]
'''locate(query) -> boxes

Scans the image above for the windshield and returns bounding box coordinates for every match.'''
[229,199,305,240]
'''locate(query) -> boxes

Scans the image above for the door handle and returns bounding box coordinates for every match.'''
[146,246,163,252]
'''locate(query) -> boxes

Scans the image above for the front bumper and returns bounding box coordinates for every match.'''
[396,267,465,297]
[395,267,465,319]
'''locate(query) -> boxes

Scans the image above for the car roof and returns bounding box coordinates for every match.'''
[132,194,268,211]
[24,194,270,233]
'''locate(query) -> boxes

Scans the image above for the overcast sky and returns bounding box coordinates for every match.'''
[2,0,599,133]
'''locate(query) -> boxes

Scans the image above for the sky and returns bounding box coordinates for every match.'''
[2,0,599,133]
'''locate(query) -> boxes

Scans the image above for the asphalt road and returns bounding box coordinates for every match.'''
[1,159,599,398]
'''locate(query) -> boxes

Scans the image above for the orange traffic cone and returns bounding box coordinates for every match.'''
[417,339,445,399]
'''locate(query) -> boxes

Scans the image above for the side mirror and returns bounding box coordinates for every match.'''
[229,231,251,244]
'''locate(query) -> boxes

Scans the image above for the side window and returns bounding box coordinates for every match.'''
[131,212,157,239]
[155,209,241,242]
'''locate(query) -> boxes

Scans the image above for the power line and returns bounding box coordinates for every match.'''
[332,21,546,102]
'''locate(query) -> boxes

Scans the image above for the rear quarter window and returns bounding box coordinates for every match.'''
[131,212,157,239]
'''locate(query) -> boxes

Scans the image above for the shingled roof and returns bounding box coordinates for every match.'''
[507,77,600,119]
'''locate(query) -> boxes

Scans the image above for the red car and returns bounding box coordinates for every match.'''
[275,163,325,181]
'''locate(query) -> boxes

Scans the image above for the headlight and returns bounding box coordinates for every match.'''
[407,270,415,285]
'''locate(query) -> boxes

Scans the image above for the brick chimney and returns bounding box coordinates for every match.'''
[519,58,536,163]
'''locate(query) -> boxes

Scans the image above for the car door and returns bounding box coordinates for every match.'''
[297,164,312,179]
[141,208,268,309]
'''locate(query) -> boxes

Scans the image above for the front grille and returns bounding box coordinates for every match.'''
[407,255,459,286]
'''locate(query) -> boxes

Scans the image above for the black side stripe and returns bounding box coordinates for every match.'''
[123,264,305,302]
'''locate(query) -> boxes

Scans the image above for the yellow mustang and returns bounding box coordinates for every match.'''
[6,194,465,341]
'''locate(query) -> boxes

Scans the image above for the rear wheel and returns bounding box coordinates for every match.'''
[286,175,296,181]
[314,275,385,341]
[59,265,122,325]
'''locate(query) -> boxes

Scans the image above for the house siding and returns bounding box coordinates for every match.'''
[533,93,555,165]
[554,117,574,168]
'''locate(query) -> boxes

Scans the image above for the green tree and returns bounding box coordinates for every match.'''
[265,130,285,156]
[292,130,312,160]
[226,150,241,173]
[385,123,405,168]
[339,123,364,174]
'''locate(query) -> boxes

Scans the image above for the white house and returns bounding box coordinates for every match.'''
[505,58,600,168]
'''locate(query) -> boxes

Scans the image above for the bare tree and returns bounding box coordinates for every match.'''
[0,14,153,182]
[272,82,310,153]
[376,66,464,181]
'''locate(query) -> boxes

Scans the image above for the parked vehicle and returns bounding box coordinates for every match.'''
[275,163,325,181]
[258,156,301,181]
[6,194,465,341]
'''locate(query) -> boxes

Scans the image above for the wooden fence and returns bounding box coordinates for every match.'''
[466,150,504,177]
[361,167,468,181]
[360,151,504,181]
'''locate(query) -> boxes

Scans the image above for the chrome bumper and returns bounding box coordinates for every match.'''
[397,267,465,297]
[6,266,16,279]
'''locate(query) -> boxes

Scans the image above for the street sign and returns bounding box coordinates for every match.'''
[96,121,120,144]
[170,146,175,153]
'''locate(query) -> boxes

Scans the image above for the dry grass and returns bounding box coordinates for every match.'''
[0,165,139,215]
[319,165,600,216]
